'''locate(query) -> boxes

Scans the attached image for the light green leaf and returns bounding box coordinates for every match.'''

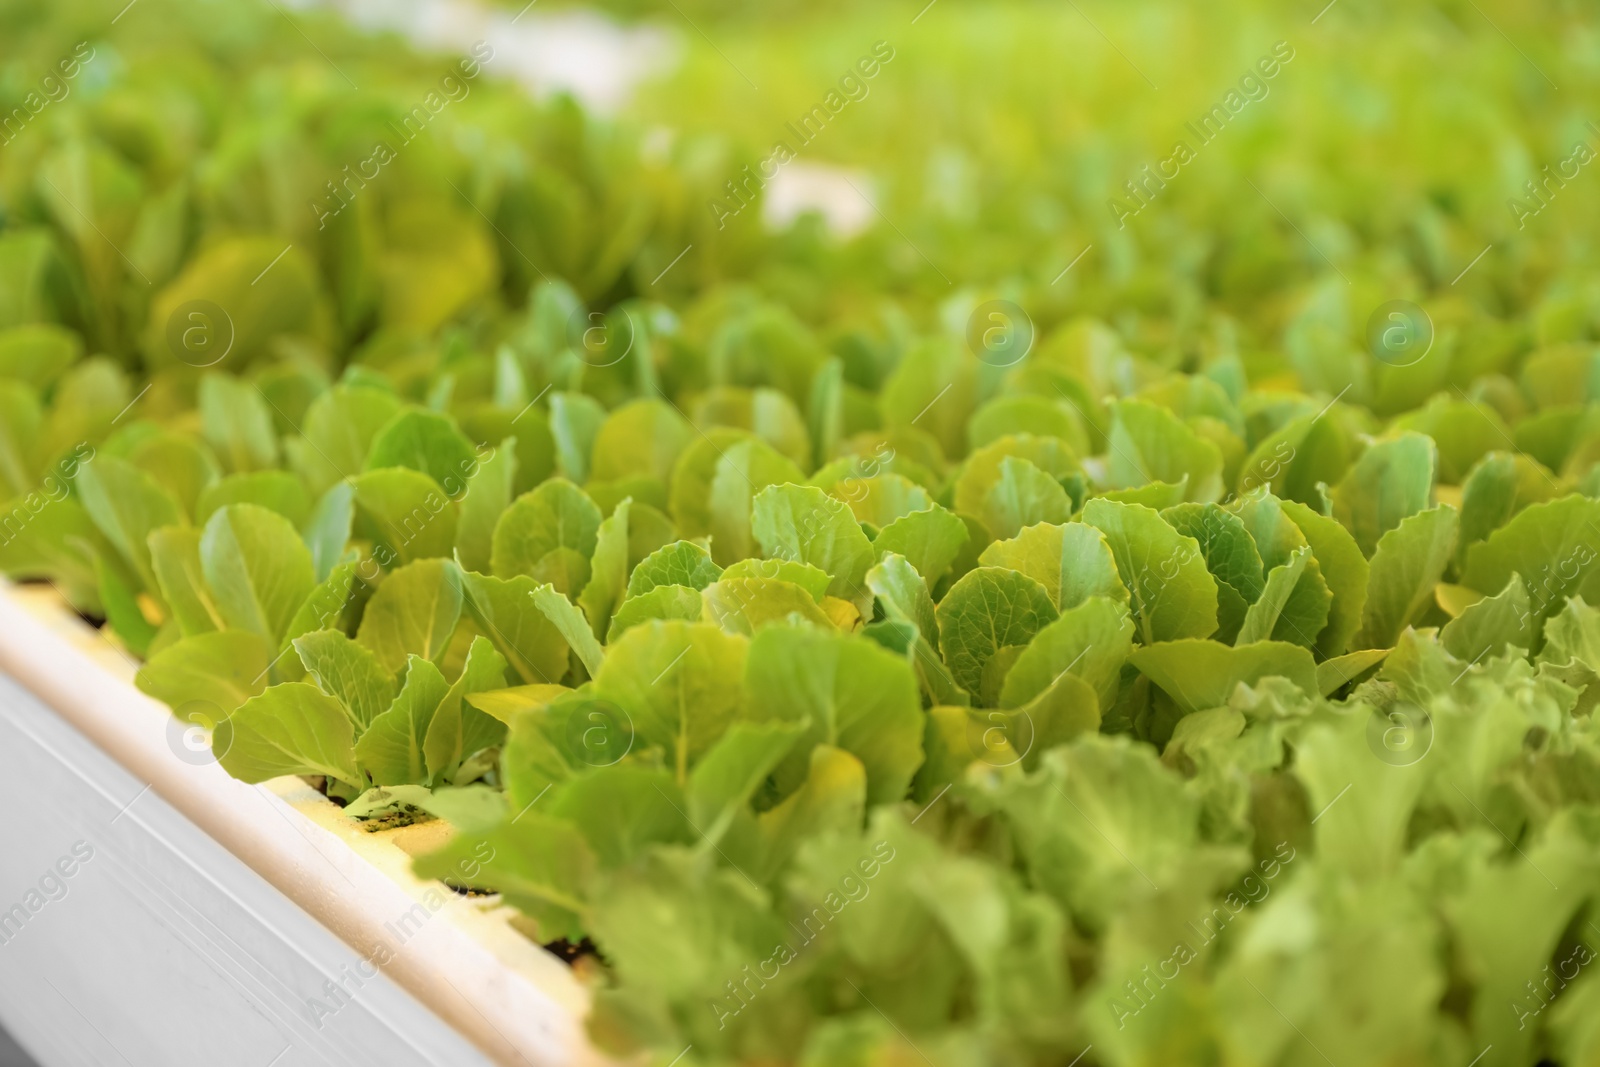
[607,584,706,641]
[134,630,272,718]
[1355,506,1459,649]
[350,467,459,566]
[294,629,397,730]
[149,525,222,636]
[354,558,463,673]
[356,656,450,786]
[1107,399,1224,501]
[530,582,606,677]
[1330,432,1436,556]
[979,521,1128,611]
[744,625,923,805]
[936,566,1059,700]
[1000,596,1134,712]
[215,682,362,789]
[423,635,510,781]
[454,435,516,574]
[460,571,571,685]
[872,504,970,587]
[200,503,314,645]
[365,408,479,494]
[1081,498,1218,645]
[593,621,748,783]
[491,478,602,580]
[628,540,723,597]
[76,454,182,593]
[1129,639,1317,715]
[751,483,875,605]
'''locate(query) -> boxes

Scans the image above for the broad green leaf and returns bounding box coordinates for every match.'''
[751,483,875,605]
[1330,432,1436,555]
[134,630,271,718]
[1355,506,1460,650]
[686,720,807,849]
[200,503,314,645]
[412,816,594,939]
[744,625,923,805]
[591,399,691,485]
[356,656,450,786]
[1129,639,1317,715]
[975,455,1075,539]
[354,558,463,673]
[454,435,517,574]
[720,557,830,602]
[1107,399,1224,501]
[860,619,970,708]
[76,454,182,592]
[350,467,459,566]
[530,582,606,677]
[979,521,1128,611]
[953,434,1078,521]
[302,482,354,583]
[547,766,694,870]
[126,432,220,519]
[491,478,602,580]
[702,577,833,634]
[1236,546,1332,649]
[1081,498,1218,645]
[872,504,970,587]
[830,472,935,529]
[215,682,362,789]
[199,375,279,473]
[1279,498,1370,658]
[149,525,222,636]
[1462,494,1600,630]
[593,621,747,783]
[999,596,1134,712]
[423,635,510,781]
[460,571,571,685]
[293,386,402,495]
[578,497,631,640]
[935,566,1059,700]
[365,408,479,494]
[703,436,808,566]
[1440,574,1534,663]
[1457,451,1560,565]
[195,471,311,529]
[606,584,706,641]
[294,629,397,729]
[628,540,723,596]
[866,553,940,652]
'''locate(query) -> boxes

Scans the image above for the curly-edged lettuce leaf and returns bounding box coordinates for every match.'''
[936,566,1059,700]
[871,504,970,588]
[1354,505,1459,650]
[294,628,396,730]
